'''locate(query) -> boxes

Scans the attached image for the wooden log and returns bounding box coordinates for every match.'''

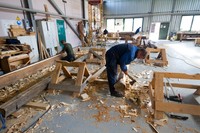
[0,55,61,89]
[0,77,50,117]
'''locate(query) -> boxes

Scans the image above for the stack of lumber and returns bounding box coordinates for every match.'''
[9,25,27,37]
[37,32,50,60]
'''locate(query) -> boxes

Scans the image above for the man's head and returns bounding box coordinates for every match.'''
[61,40,66,44]
[136,48,147,59]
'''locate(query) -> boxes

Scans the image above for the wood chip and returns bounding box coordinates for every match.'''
[11,109,24,118]
[25,102,50,110]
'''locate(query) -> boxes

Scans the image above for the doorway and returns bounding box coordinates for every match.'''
[159,22,169,40]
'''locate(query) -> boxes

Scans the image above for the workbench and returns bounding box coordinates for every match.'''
[177,32,200,42]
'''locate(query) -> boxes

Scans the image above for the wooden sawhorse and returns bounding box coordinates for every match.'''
[145,48,168,67]
[49,60,91,93]
[149,72,200,120]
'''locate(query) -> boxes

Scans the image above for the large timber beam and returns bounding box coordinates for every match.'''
[48,0,81,40]
[0,77,51,117]
[0,55,61,89]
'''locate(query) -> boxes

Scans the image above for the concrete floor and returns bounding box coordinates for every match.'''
[28,40,200,133]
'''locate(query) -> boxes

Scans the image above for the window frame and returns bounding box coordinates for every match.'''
[180,15,200,32]
[106,17,143,32]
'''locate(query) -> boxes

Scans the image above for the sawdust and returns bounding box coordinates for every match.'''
[5,107,39,133]
[92,104,113,122]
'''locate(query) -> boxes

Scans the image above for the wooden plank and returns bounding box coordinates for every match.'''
[154,73,164,119]
[94,79,108,84]
[89,48,103,60]
[86,58,103,64]
[88,66,106,82]
[161,49,167,64]
[90,48,106,52]
[155,72,200,80]
[11,108,24,118]
[8,54,29,62]
[146,48,163,53]
[56,60,85,67]
[37,32,44,59]
[57,75,66,83]
[156,101,200,116]
[79,74,92,93]
[0,77,50,117]
[62,66,72,78]
[74,54,88,62]
[0,55,61,89]
[51,62,62,84]
[147,121,159,133]
[10,25,21,29]
[25,101,50,110]
[75,63,85,86]
[148,83,155,108]
[44,4,51,20]
[165,83,200,89]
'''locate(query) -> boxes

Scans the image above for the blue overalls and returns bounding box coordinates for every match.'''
[105,44,138,94]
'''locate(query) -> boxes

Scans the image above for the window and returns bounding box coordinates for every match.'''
[106,18,143,32]
[133,18,143,31]
[115,19,123,32]
[124,18,133,32]
[180,15,200,32]
[180,16,193,31]
[106,19,115,32]
[191,15,200,31]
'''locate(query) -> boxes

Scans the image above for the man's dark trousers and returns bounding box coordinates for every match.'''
[106,52,118,94]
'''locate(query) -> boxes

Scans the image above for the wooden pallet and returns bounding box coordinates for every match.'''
[48,60,91,93]
[145,48,168,66]
[86,48,106,65]
[149,72,200,120]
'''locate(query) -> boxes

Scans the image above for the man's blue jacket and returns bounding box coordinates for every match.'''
[106,44,138,72]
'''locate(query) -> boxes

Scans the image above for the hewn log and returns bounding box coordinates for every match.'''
[0,77,50,117]
[0,55,61,89]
